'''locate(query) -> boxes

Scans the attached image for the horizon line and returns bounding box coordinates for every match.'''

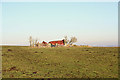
[0,44,118,47]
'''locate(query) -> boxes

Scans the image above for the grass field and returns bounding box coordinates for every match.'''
[2,46,118,78]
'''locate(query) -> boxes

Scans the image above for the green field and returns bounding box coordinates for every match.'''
[2,46,118,78]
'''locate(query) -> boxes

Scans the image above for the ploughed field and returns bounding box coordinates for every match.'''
[2,46,118,78]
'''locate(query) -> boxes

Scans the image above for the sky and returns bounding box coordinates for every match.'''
[1,0,119,2]
[1,2,118,47]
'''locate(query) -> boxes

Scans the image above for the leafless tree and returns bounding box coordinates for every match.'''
[29,36,32,47]
[64,36,69,44]
[32,39,35,47]
[69,37,77,45]
[35,39,38,47]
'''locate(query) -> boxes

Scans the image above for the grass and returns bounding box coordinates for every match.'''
[2,46,118,78]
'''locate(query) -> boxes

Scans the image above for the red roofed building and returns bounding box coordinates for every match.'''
[49,39,65,47]
[42,41,47,46]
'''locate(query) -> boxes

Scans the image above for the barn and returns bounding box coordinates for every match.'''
[49,39,65,47]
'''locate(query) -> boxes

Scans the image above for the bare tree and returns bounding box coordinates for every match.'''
[29,36,32,47]
[32,39,35,47]
[35,39,38,47]
[69,37,77,45]
[64,36,69,44]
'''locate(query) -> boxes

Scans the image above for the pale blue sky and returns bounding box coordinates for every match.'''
[2,2,118,46]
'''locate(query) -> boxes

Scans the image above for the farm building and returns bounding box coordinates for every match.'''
[49,39,65,47]
[42,41,47,46]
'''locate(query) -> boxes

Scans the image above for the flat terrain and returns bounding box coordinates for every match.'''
[2,46,118,78]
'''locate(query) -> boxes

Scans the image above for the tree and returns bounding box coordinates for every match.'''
[29,36,32,47]
[69,37,77,45]
[32,39,35,47]
[35,39,38,47]
[64,36,69,44]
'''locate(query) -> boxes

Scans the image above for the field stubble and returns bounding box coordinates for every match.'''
[2,46,118,78]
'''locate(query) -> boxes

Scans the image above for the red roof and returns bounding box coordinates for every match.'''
[49,40,64,45]
[42,41,47,44]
